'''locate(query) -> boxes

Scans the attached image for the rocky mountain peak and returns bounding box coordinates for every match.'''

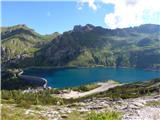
[84,24,95,31]
[73,24,95,32]
[1,24,38,40]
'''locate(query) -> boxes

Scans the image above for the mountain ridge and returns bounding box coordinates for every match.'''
[1,24,59,68]
[34,23,160,68]
[1,24,160,69]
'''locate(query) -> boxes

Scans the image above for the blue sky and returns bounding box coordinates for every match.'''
[1,0,160,34]
[1,1,113,34]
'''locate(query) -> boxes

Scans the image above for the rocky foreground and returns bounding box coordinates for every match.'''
[3,94,160,120]
[2,79,160,120]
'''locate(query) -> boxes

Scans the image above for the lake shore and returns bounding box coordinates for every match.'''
[21,66,160,89]
[57,80,120,99]
[22,65,160,72]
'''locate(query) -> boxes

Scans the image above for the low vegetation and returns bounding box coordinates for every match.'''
[74,78,160,101]
[63,111,88,120]
[63,111,121,120]
[1,78,160,120]
[2,78,160,107]
[69,83,101,92]
[103,78,160,99]
[146,100,160,107]
[2,105,121,120]
[87,111,122,120]
[2,105,48,120]
[1,89,64,108]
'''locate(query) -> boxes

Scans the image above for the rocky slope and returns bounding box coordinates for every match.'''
[2,78,160,119]
[2,94,160,120]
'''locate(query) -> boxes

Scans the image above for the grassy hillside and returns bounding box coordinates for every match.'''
[1,24,59,68]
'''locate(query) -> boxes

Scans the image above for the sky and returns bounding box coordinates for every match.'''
[1,0,160,34]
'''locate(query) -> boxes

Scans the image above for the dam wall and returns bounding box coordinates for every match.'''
[18,71,47,88]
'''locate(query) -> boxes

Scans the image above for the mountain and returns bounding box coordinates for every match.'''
[1,24,59,68]
[34,24,160,69]
[1,24,160,69]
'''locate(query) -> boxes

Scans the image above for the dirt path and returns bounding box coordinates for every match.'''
[58,81,119,99]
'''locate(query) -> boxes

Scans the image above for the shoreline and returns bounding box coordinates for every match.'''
[22,65,160,72]
[20,66,160,89]
[58,80,120,99]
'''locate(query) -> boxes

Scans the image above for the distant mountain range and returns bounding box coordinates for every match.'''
[1,24,160,69]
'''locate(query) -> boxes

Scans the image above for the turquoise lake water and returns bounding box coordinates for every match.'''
[23,67,160,88]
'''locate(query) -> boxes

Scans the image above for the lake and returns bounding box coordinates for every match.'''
[23,67,160,88]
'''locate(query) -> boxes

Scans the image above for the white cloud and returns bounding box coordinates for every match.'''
[87,0,97,10]
[102,0,160,29]
[78,0,97,11]
[79,0,160,28]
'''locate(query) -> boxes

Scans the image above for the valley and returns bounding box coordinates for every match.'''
[1,24,160,120]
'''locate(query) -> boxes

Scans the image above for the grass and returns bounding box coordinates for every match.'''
[63,80,118,92]
[87,111,122,120]
[62,111,88,120]
[70,83,101,92]
[146,101,160,107]
[2,78,160,107]
[1,90,64,108]
[62,111,122,120]
[75,78,160,100]
[2,104,47,120]
[2,104,122,120]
